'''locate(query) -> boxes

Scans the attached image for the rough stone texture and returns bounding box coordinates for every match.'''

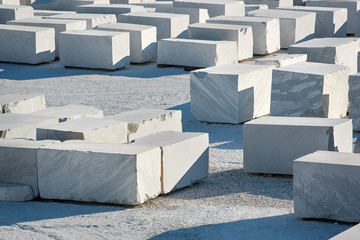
[95,23,156,63]
[156,6,209,24]
[270,62,349,118]
[0,4,33,23]
[294,150,360,222]
[255,53,307,68]
[247,9,315,49]
[243,0,292,9]
[244,4,268,13]
[107,109,182,142]
[349,74,360,131]
[37,140,162,205]
[0,94,45,114]
[207,16,280,55]
[43,13,117,29]
[244,117,353,175]
[0,24,55,64]
[0,183,34,202]
[76,4,146,15]
[132,131,209,194]
[330,224,360,240]
[59,30,130,70]
[157,38,238,68]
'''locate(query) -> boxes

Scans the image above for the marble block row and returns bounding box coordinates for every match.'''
[43,13,117,29]
[155,6,209,24]
[243,0,292,9]
[76,4,146,16]
[0,183,34,202]
[255,53,307,68]
[0,4,33,24]
[0,94,45,114]
[244,117,352,175]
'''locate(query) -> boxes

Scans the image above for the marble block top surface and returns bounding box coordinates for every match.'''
[274,62,347,75]
[97,22,155,31]
[0,24,53,32]
[108,109,180,122]
[192,63,274,75]
[289,37,357,48]
[248,9,315,18]
[295,150,360,166]
[0,138,57,149]
[246,116,350,127]
[0,94,42,104]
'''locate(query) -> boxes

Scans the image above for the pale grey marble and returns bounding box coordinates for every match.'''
[110,0,141,3]
[132,2,173,8]
[349,74,360,131]
[244,4,268,13]
[34,10,76,17]
[0,94,45,114]
[255,53,307,68]
[0,5,33,23]
[0,0,20,5]
[73,0,110,10]
[156,6,209,24]
[31,0,102,11]
[43,13,117,29]
[243,0,292,9]
[76,4,145,15]
[330,224,360,240]
[0,183,34,202]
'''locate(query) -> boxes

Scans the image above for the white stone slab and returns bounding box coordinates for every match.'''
[31,0,102,11]
[37,140,162,205]
[59,30,130,70]
[95,22,156,63]
[34,10,76,16]
[0,183,34,202]
[43,13,117,29]
[107,109,182,142]
[244,117,353,175]
[76,4,146,15]
[188,23,253,61]
[156,6,209,24]
[245,4,268,13]
[294,150,360,222]
[73,0,110,10]
[349,73,360,131]
[0,0,20,5]
[255,53,307,68]
[110,0,141,3]
[247,9,315,49]
[157,38,238,68]
[0,94,45,114]
[0,4,33,23]
[132,1,173,8]
[117,12,189,40]
[243,0,292,9]
[191,64,274,123]
[330,224,360,240]
[206,16,280,55]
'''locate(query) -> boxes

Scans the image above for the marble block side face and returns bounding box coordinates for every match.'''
[0,94,45,114]
[0,5,33,23]
[156,6,209,24]
[349,74,360,131]
[38,141,162,205]
[0,183,34,202]
[255,53,307,68]
[44,13,117,29]
[191,64,274,123]
[76,4,146,15]
[244,117,353,175]
[243,0,292,9]
[294,151,360,222]
[245,4,268,13]
[270,62,349,118]
[132,131,209,194]
[330,224,360,240]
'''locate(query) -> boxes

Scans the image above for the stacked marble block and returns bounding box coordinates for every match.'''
[155,6,209,24]
[0,4,33,23]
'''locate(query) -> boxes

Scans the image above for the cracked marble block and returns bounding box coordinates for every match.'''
[243,0,292,9]
[247,9,315,49]
[76,4,146,15]
[255,53,307,68]
[37,118,128,143]
[38,140,162,205]
[107,109,182,142]
[294,151,360,222]
[245,4,268,13]
[191,64,274,124]
[330,224,360,240]
[277,6,347,38]
[43,13,116,29]
[158,38,238,68]
[0,24,55,64]
[156,6,209,24]
[7,18,87,58]
[188,23,253,61]
[0,183,34,202]
[349,74,360,131]
[132,131,209,194]
[59,30,130,70]
[244,117,352,175]
[0,138,57,197]
[0,94,45,114]
[271,62,349,118]
[0,5,33,23]
[117,12,189,40]
[95,23,156,63]
[206,16,280,55]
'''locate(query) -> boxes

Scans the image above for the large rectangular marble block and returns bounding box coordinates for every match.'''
[255,53,307,68]
[110,0,141,3]
[0,24,55,64]
[0,94,45,114]
[271,62,349,118]
[294,151,360,222]
[73,0,110,10]
[245,4,268,13]
[157,38,238,68]
[277,6,347,38]
[117,12,189,40]
[95,23,156,63]
[76,4,146,15]
[243,0,292,9]
[43,13,117,29]
[191,64,274,124]
[330,224,360,240]
[188,23,253,61]
[37,140,162,205]
[247,9,315,49]
[244,117,353,175]
[107,109,182,142]
[155,6,209,24]
[349,74,360,131]
[0,0,20,5]
[34,10,76,17]
[132,2,174,9]
[0,183,34,202]
[0,5,33,23]
[59,30,130,70]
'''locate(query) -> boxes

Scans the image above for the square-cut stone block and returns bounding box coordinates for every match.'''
[294,150,360,222]
[255,53,307,68]
[43,13,117,29]
[349,73,360,131]
[191,64,274,123]
[245,4,268,13]
[73,0,110,10]
[59,30,130,70]
[38,140,162,205]
[0,24,55,64]
[330,224,360,240]
[156,6,209,24]
[0,0,20,5]
[0,183,34,202]
[243,0,292,9]
[188,23,253,61]
[0,94,45,114]
[0,5,33,23]
[244,117,353,175]
[157,38,238,68]
[107,109,182,142]
[95,23,156,63]
[207,16,280,55]
[132,2,174,9]
[247,9,315,49]
[110,0,141,3]
[76,4,146,15]
[33,10,76,17]
[31,0,108,11]
[271,62,349,118]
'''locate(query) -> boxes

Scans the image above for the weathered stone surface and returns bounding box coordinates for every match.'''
[0,94,45,114]
[330,224,360,240]
[76,4,146,15]
[294,150,360,222]
[270,62,349,118]
[0,183,34,202]
[156,6,209,24]
[255,53,307,68]
[349,73,360,131]
[43,13,116,29]
[243,0,292,9]
[244,4,268,13]
[244,117,353,175]
[0,4,33,23]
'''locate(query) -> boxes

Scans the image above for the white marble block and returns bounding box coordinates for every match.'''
[243,0,292,9]
[294,150,360,222]
[73,0,110,9]
[244,117,352,175]
[59,30,130,70]
[277,6,347,38]
[31,0,105,11]
[247,9,315,49]
[110,0,141,3]
[255,53,307,68]
[349,74,360,131]
[107,109,182,142]
[271,62,349,118]
[76,4,146,15]
[37,118,128,143]
[0,183,34,202]
[206,16,280,55]
[95,23,156,63]
[330,224,360,240]
[156,6,209,24]
[43,13,117,29]
[0,0,20,5]
[188,23,253,61]
[0,24,55,64]
[132,2,173,9]
[34,10,76,17]
[245,4,268,13]
[37,140,162,205]
[7,18,87,58]
[0,94,45,114]
[0,4,33,23]
[117,12,189,40]
[0,138,57,197]
[191,64,274,124]
[157,38,238,68]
